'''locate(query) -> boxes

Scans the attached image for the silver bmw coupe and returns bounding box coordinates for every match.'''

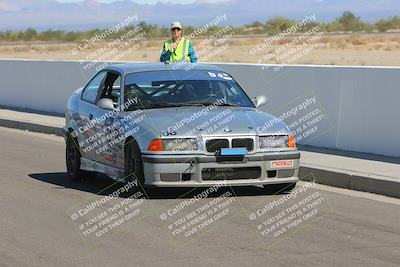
[64,63,300,191]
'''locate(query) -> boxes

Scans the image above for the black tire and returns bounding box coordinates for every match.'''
[264,182,296,194]
[124,140,145,188]
[66,132,96,181]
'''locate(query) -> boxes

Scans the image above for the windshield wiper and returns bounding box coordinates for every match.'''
[180,102,239,107]
[139,102,240,109]
[202,102,239,107]
[178,102,207,107]
[216,103,239,107]
[145,102,184,108]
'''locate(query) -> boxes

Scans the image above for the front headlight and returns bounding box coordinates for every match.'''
[147,138,198,151]
[164,138,198,151]
[259,135,296,149]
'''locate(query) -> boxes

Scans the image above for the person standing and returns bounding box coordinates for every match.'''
[160,21,197,63]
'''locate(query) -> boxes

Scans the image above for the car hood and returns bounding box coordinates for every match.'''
[136,106,290,137]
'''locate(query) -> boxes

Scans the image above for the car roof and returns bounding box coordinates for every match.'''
[104,63,224,76]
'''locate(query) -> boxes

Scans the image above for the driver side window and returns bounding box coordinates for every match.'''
[98,71,122,108]
[82,71,107,104]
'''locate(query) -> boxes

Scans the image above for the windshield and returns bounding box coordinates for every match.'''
[124,70,254,110]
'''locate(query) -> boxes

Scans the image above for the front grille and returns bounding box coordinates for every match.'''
[232,138,254,151]
[206,139,229,152]
[202,167,261,180]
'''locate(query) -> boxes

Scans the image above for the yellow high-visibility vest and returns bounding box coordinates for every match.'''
[164,37,190,62]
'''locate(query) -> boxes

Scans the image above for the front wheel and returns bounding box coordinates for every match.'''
[124,140,145,188]
[66,133,96,180]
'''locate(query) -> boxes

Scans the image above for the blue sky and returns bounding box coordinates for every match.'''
[57,0,218,4]
[1,0,398,31]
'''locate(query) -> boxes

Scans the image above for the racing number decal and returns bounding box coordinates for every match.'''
[208,72,233,80]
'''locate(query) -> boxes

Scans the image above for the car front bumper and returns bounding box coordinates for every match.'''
[141,151,300,187]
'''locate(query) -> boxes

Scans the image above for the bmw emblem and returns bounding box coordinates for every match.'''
[224,128,231,133]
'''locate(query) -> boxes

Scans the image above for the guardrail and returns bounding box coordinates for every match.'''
[0,59,398,157]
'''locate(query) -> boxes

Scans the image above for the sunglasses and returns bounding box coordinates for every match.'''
[171,27,182,32]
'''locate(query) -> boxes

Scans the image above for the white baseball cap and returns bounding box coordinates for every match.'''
[170,21,183,29]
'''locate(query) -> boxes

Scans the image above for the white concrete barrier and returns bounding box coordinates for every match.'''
[216,63,400,157]
[0,59,398,157]
[0,59,97,114]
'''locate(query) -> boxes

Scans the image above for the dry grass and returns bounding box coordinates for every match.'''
[0,33,399,66]
[348,35,367,45]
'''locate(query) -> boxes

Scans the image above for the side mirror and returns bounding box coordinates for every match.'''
[98,98,115,110]
[252,95,267,108]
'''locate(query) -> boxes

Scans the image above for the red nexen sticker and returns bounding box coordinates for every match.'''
[270,160,294,168]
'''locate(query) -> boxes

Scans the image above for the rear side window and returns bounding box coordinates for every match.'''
[82,71,107,104]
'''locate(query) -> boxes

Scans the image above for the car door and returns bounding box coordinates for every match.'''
[92,70,124,166]
[78,70,107,162]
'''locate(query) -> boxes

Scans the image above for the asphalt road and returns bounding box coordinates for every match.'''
[0,126,399,267]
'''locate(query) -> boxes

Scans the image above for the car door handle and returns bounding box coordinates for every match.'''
[89,114,93,120]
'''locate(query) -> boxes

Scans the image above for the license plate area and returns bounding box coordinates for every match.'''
[219,148,247,156]
[216,148,247,162]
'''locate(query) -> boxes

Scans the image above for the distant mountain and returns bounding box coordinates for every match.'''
[0,0,399,31]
